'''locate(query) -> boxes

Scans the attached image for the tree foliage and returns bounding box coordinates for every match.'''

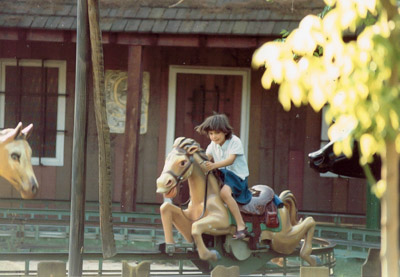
[253,0,400,197]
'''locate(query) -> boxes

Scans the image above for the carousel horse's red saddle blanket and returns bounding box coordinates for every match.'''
[239,185,279,230]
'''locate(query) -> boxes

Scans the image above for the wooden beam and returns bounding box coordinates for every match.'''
[206,36,258,48]
[88,0,116,259]
[116,33,156,45]
[0,29,18,40]
[157,35,200,47]
[0,28,276,49]
[26,30,65,42]
[121,45,143,212]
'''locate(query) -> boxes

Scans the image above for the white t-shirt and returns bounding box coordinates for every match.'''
[206,134,249,180]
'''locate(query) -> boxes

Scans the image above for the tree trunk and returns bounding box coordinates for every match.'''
[380,140,399,276]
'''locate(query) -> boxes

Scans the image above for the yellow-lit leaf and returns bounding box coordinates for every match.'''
[389,109,399,130]
[322,10,340,34]
[252,43,280,68]
[355,1,368,18]
[324,0,337,6]
[287,29,316,56]
[365,0,377,14]
[299,15,322,31]
[309,84,326,112]
[396,134,400,153]
[340,9,357,30]
[372,180,386,198]
[342,136,353,158]
[278,89,291,111]
[376,114,386,133]
[360,133,377,159]
[261,72,273,90]
[333,141,342,156]
[284,60,299,81]
[270,62,283,83]
[357,106,372,128]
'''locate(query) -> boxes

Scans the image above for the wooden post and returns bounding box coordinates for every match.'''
[37,261,66,277]
[122,261,151,277]
[211,265,239,277]
[68,0,88,275]
[362,248,381,277]
[380,140,399,276]
[121,45,143,212]
[300,266,329,277]
[366,181,380,230]
[87,0,116,259]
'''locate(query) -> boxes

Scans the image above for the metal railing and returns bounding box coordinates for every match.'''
[0,199,379,275]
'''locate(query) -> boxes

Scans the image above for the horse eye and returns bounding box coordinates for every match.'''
[180,160,186,166]
[11,153,20,162]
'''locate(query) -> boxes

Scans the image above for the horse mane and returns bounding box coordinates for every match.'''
[173,137,224,186]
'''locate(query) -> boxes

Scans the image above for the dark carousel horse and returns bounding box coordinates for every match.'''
[308,140,381,180]
[309,139,400,256]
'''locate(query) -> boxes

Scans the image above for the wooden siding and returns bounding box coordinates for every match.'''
[0,40,367,217]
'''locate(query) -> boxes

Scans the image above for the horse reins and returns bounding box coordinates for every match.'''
[164,148,210,222]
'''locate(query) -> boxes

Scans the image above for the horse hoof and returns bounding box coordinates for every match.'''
[311,255,322,266]
[165,243,176,255]
[210,249,221,261]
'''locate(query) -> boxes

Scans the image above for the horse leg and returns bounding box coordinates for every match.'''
[270,209,316,266]
[191,215,230,261]
[160,202,193,243]
[280,216,317,266]
[298,217,317,266]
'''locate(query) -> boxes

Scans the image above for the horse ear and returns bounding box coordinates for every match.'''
[0,122,22,143]
[173,137,185,148]
[21,124,33,140]
[187,144,199,155]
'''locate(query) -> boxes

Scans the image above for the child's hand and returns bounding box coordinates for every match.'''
[204,161,215,171]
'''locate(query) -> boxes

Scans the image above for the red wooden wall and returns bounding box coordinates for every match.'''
[0,39,367,217]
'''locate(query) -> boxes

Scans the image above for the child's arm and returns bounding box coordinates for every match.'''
[205,154,236,171]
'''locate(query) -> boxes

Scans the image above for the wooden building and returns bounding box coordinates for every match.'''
[0,0,366,217]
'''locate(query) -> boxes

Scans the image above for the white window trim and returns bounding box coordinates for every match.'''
[0,59,66,166]
[320,106,338,178]
[166,65,251,158]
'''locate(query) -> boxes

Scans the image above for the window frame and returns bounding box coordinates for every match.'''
[0,59,67,166]
[166,65,251,158]
[320,106,338,178]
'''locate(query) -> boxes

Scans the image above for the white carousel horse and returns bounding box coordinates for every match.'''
[156,137,317,265]
[0,122,38,199]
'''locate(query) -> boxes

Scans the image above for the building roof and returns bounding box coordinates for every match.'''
[0,0,325,37]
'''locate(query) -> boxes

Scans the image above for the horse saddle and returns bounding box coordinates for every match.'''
[239,184,275,215]
[238,185,280,249]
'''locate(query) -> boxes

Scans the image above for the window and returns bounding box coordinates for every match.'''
[166,65,251,157]
[320,106,338,177]
[0,59,66,166]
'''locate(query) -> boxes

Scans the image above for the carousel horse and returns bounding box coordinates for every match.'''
[0,122,38,199]
[308,140,381,179]
[157,137,317,265]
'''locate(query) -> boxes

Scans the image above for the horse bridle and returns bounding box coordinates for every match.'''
[163,152,194,186]
[163,147,210,222]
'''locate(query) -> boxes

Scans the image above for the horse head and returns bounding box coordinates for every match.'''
[0,122,39,199]
[308,140,381,179]
[156,137,203,199]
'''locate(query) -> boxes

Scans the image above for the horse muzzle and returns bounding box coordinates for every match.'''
[20,178,39,199]
[156,174,178,198]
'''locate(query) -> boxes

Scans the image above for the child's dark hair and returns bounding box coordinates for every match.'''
[195,113,233,139]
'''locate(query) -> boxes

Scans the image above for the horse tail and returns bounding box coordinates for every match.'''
[279,190,299,225]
